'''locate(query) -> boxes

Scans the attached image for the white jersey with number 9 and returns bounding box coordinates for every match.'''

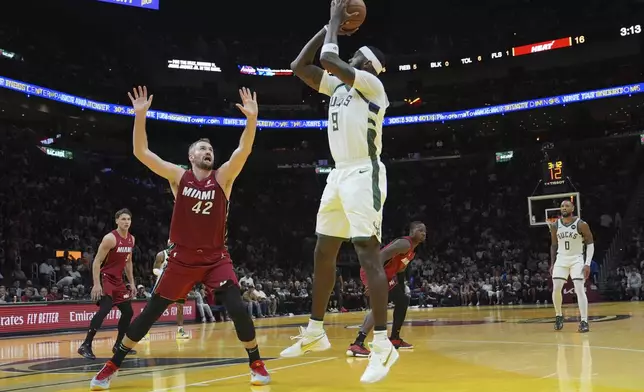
[319,70,389,165]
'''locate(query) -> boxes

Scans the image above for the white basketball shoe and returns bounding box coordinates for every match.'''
[280,326,331,357]
[360,339,399,383]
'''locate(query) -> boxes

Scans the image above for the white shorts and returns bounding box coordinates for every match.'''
[316,158,387,242]
[552,256,584,280]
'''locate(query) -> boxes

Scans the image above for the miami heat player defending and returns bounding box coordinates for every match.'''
[90,86,269,390]
[78,209,138,360]
[550,200,594,333]
[282,0,393,384]
[347,222,426,357]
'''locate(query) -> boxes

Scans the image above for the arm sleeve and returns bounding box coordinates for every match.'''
[318,71,343,96]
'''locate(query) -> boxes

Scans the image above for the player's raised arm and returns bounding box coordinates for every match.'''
[128,86,185,184]
[548,223,558,275]
[216,88,258,196]
[320,0,358,86]
[290,27,328,91]
[379,239,412,265]
[91,233,117,302]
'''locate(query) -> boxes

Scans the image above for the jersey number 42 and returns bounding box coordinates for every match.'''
[192,201,213,215]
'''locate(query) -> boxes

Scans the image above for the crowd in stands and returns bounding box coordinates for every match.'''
[1,115,641,316]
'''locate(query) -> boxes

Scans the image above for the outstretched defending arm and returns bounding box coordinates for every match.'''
[128,86,184,184]
[216,88,258,197]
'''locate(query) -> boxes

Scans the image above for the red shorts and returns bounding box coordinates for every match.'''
[101,275,132,306]
[360,268,397,295]
[154,245,238,302]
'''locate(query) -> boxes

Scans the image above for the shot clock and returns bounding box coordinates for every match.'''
[543,160,566,186]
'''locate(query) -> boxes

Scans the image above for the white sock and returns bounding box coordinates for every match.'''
[552,279,564,316]
[373,330,388,342]
[573,279,588,322]
[307,319,324,334]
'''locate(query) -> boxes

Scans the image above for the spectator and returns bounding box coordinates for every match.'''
[194,287,215,323]
[39,287,49,300]
[12,265,27,283]
[627,269,642,301]
[39,259,55,287]
[253,284,270,317]
[56,264,81,287]
[242,284,262,318]
[0,285,7,303]
[21,287,35,302]
[239,271,254,288]
[47,286,61,301]
[136,284,151,299]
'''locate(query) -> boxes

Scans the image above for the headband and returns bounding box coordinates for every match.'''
[359,46,383,75]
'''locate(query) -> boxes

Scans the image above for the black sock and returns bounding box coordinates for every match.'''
[110,342,131,367]
[245,346,261,365]
[354,331,368,346]
[310,316,324,322]
[374,325,387,332]
[83,328,97,346]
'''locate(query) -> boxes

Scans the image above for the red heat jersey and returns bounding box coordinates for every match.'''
[383,236,415,279]
[101,230,133,283]
[169,170,229,252]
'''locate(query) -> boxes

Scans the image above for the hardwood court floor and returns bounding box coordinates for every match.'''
[0,302,643,392]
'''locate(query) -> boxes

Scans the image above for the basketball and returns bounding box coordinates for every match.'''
[343,0,366,31]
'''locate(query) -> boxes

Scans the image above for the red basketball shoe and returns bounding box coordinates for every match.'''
[390,338,413,349]
[250,360,271,385]
[346,343,371,357]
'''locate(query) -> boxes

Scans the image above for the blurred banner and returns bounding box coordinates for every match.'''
[97,0,159,10]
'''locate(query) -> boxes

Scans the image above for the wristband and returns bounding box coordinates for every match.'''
[321,43,339,55]
[324,25,329,32]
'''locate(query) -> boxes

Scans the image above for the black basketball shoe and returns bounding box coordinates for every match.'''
[78,344,96,360]
[554,315,564,331]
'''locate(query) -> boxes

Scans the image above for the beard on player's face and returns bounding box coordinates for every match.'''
[561,210,571,217]
[195,158,213,170]
[190,154,213,170]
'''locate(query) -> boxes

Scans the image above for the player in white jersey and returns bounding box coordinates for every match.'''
[549,200,594,333]
[281,0,395,384]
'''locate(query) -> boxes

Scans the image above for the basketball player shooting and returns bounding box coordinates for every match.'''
[280,0,394,384]
[549,200,595,333]
[90,86,270,390]
[78,209,138,360]
[347,222,426,358]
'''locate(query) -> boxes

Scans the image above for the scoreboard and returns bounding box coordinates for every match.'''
[542,160,566,186]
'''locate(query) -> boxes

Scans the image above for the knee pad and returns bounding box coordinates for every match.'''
[222,284,256,342]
